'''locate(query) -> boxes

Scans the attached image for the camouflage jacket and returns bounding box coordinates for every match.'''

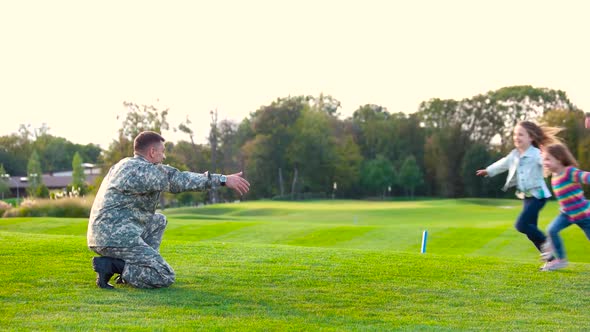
[87,154,221,247]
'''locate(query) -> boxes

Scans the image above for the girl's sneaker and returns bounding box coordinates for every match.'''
[540,251,555,261]
[540,241,554,261]
[540,259,568,271]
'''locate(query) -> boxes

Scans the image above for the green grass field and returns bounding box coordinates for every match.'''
[2,199,590,330]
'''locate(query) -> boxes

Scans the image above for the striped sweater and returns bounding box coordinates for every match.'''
[551,166,590,222]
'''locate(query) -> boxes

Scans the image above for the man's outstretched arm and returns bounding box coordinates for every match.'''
[163,165,250,196]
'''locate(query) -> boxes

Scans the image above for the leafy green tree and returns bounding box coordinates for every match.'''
[418,99,460,130]
[209,110,220,172]
[0,164,9,199]
[101,132,132,172]
[26,150,43,197]
[489,86,578,147]
[455,94,505,144]
[208,110,220,203]
[0,128,34,176]
[333,135,363,197]
[492,85,576,121]
[169,141,209,172]
[287,108,339,194]
[361,155,394,198]
[70,152,87,195]
[418,86,578,147]
[0,125,101,177]
[36,184,49,198]
[176,117,242,186]
[541,109,590,194]
[102,101,170,170]
[424,126,469,197]
[241,134,276,198]
[375,113,426,195]
[399,155,423,198]
[243,96,307,198]
[460,144,493,197]
[120,101,170,141]
[542,109,585,151]
[419,96,501,146]
[351,104,391,160]
[578,136,590,170]
[311,93,341,116]
[175,116,212,171]
[177,116,199,157]
[39,136,100,172]
[218,120,241,173]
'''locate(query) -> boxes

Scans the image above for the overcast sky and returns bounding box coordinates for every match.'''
[1,0,589,149]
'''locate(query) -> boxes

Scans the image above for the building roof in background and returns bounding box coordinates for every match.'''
[5,173,100,189]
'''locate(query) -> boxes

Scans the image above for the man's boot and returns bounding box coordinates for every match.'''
[92,256,115,289]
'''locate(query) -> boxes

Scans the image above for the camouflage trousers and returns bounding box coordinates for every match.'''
[89,213,175,289]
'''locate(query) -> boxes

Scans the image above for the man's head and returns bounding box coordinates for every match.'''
[134,131,166,164]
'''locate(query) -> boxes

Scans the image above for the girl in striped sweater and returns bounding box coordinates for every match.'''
[541,143,590,271]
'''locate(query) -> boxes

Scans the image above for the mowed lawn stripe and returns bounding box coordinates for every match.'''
[285,225,377,247]
[166,221,259,242]
[2,230,590,330]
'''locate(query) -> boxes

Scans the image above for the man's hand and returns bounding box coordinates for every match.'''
[225,171,250,196]
[475,169,488,177]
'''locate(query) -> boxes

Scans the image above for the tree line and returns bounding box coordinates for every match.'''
[0,124,101,198]
[1,85,586,202]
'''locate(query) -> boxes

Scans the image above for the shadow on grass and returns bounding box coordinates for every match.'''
[164,207,237,216]
[167,215,240,221]
[460,198,520,207]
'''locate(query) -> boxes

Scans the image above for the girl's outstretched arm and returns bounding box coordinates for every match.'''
[483,155,511,177]
[570,167,590,185]
[475,169,488,176]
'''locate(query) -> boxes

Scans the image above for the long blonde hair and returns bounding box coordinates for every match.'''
[517,121,563,148]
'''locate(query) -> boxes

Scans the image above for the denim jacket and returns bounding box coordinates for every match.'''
[485,145,551,199]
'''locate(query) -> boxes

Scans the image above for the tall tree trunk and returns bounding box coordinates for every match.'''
[210,109,218,171]
[291,167,298,200]
[209,109,219,204]
[188,134,201,173]
[278,167,284,196]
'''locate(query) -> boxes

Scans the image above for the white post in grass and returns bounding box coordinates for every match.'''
[421,230,428,253]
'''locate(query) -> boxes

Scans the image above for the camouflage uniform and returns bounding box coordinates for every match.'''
[88,154,221,288]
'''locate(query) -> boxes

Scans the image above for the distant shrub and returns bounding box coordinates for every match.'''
[36,184,50,198]
[271,194,293,201]
[0,200,11,217]
[272,192,327,201]
[2,197,93,218]
[2,198,18,207]
[162,191,208,208]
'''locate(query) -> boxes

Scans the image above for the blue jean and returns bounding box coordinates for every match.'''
[547,213,590,259]
[515,197,547,251]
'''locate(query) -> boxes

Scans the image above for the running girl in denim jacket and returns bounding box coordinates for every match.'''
[476,121,561,263]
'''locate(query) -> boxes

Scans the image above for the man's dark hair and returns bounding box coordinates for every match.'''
[134,131,165,152]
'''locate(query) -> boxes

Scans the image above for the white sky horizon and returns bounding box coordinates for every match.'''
[1,0,589,149]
